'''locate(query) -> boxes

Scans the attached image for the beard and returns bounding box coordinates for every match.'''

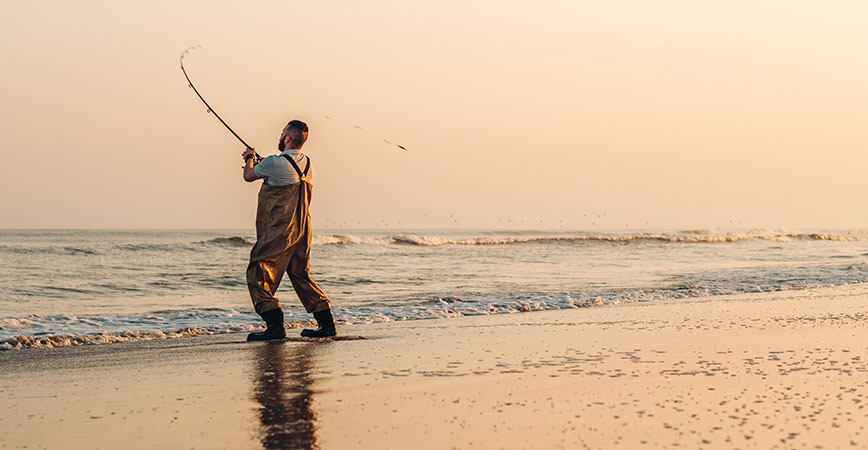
[278,138,285,151]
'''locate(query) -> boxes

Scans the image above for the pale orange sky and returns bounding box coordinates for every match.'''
[1,1,866,230]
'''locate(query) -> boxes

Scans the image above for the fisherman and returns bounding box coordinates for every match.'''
[241,119,336,340]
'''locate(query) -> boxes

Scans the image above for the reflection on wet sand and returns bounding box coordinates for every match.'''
[251,342,319,450]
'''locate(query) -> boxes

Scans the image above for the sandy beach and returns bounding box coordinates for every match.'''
[5,1,868,449]
[2,283,868,449]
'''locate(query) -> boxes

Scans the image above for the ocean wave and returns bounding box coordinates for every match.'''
[98,236,252,253]
[310,230,868,247]
[0,245,100,255]
[200,236,255,247]
[3,231,865,257]
[114,243,191,252]
[311,234,394,245]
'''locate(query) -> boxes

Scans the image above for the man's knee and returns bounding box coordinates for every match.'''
[288,257,311,278]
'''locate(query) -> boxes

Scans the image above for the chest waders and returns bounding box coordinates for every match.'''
[245,155,331,319]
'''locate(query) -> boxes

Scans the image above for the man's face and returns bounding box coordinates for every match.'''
[278,124,292,151]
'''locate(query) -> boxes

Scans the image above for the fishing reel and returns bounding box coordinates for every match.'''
[244,153,264,165]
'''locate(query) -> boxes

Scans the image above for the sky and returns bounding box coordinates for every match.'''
[1,0,866,230]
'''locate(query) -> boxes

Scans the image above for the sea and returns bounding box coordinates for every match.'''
[1,229,867,350]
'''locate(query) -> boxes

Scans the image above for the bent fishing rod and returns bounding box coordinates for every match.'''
[180,45,262,162]
[181,45,409,154]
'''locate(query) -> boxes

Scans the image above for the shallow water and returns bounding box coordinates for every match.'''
[1,228,867,349]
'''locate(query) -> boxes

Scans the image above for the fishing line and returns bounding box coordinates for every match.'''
[322,114,408,152]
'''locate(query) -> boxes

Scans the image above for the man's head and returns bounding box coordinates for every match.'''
[278,120,309,151]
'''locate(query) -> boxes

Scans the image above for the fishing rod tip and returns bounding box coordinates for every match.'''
[181,44,202,55]
[382,139,408,152]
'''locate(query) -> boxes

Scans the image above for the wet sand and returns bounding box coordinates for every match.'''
[2,284,868,449]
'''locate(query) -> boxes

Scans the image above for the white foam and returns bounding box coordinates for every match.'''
[0,317,37,329]
[0,325,260,350]
[311,234,396,245]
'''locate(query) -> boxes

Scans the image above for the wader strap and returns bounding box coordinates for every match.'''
[281,154,311,182]
[281,154,311,212]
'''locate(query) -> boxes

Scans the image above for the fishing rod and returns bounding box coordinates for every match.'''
[180,45,260,160]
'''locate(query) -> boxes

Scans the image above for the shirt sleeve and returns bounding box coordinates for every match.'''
[254,155,275,180]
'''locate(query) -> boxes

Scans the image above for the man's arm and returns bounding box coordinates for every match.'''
[242,148,261,183]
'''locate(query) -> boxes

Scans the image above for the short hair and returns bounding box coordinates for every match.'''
[288,120,309,133]
[286,119,309,147]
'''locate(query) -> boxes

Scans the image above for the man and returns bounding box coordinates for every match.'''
[241,119,336,340]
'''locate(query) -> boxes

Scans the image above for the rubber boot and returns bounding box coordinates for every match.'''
[301,309,337,338]
[247,308,287,341]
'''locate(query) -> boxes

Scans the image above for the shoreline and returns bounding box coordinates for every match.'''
[3,284,868,449]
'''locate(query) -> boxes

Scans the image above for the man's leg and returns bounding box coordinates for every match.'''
[287,253,336,337]
[246,251,292,341]
[287,252,330,313]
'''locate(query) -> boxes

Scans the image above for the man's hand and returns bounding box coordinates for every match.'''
[242,148,258,164]
[242,148,262,182]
